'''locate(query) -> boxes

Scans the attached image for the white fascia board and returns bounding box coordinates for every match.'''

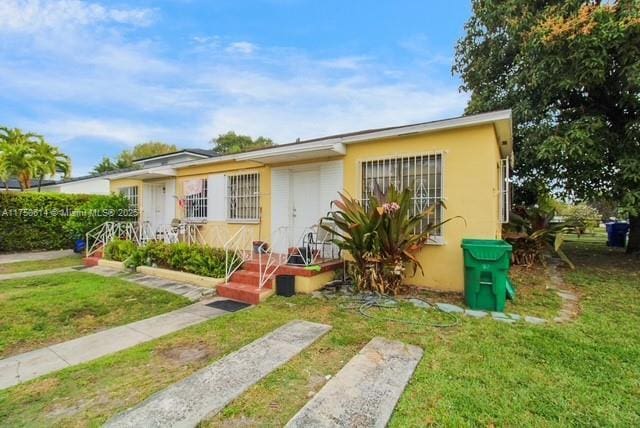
[106,167,177,180]
[235,139,344,160]
[132,151,209,164]
[340,110,513,144]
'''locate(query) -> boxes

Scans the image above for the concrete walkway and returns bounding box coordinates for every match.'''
[0,266,81,281]
[85,266,214,302]
[0,298,238,390]
[0,249,75,264]
[287,337,423,428]
[105,320,331,428]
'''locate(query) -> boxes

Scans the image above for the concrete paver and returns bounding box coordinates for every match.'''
[286,337,423,428]
[105,320,331,428]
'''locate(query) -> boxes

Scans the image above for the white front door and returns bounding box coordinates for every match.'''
[291,168,320,246]
[149,184,166,233]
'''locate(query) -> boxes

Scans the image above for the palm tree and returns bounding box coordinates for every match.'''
[32,140,71,191]
[0,127,71,191]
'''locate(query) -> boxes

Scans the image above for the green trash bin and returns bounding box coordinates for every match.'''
[461,239,514,312]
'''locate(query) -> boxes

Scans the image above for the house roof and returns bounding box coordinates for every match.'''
[175,109,514,168]
[132,148,218,164]
[0,178,57,189]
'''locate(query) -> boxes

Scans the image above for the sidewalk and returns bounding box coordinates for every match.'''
[0,249,75,264]
[0,298,241,390]
[0,266,81,281]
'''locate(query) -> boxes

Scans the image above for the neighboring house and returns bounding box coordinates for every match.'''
[0,178,57,191]
[38,175,111,194]
[108,110,513,292]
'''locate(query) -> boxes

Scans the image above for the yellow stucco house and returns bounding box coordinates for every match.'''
[107,110,512,295]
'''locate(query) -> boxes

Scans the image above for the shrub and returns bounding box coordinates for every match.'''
[0,192,92,252]
[64,194,135,238]
[127,242,226,278]
[323,185,455,295]
[104,239,137,262]
[503,206,582,269]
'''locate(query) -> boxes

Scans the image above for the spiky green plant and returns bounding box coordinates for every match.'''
[322,184,457,295]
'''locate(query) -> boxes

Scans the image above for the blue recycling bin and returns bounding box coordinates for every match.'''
[605,222,629,248]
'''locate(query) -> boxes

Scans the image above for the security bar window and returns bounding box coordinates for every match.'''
[119,186,138,210]
[227,173,260,222]
[500,157,510,223]
[184,179,208,219]
[360,153,444,237]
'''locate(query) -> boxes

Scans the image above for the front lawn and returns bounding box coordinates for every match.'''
[0,255,83,274]
[0,272,190,357]
[0,242,638,426]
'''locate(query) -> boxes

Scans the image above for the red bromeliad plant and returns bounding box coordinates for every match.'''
[322,184,457,295]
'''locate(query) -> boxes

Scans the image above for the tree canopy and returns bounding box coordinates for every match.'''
[91,141,177,175]
[210,131,273,154]
[454,0,640,252]
[0,127,71,191]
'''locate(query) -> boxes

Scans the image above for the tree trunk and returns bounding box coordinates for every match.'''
[37,174,43,192]
[627,215,640,254]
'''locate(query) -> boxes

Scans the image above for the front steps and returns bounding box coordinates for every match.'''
[217,261,275,305]
[217,258,343,305]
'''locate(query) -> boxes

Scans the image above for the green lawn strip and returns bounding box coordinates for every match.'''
[0,255,84,274]
[0,272,190,357]
[0,244,638,426]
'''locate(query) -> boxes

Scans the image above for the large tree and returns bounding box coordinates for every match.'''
[210,131,273,154]
[454,0,640,253]
[91,141,177,174]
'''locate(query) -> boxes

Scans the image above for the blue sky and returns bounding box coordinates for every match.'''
[0,0,472,176]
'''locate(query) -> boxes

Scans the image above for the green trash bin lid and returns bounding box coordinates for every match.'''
[461,239,512,262]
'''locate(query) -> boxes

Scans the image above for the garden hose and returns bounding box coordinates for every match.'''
[338,294,461,329]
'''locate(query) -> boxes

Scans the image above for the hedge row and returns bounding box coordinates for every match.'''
[0,192,134,252]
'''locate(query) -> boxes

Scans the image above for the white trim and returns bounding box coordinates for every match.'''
[132,150,211,164]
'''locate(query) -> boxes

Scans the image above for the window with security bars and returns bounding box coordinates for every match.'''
[227,173,260,222]
[500,157,510,223]
[185,179,208,219]
[360,153,444,237]
[119,186,138,210]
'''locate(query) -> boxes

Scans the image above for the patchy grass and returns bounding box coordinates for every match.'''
[506,265,562,319]
[0,272,190,357]
[0,242,638,427]
[0,255,83,274]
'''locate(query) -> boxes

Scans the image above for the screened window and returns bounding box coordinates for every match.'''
[500,157,510,223]
[119,186,138,210]
[226,173,260,222]
[360,153,444,237]
[184,179,208,219]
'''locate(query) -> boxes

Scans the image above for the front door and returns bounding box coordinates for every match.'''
[149,184,166,233]
[291,168,320,246]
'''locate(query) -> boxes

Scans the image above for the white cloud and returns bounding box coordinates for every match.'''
[0,0,155,33]
[0,2,466,176]
[225,41,257,55]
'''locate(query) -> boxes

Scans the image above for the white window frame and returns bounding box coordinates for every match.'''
[359,152,445,243]
[500,156,510,224]
[226,172,260,223]
[184,178,208,220]
[119,186,138,210]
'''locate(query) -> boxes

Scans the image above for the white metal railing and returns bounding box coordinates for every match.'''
[209,224,229,248]
[85,221,145,257]
[156,224,179,243]
[257,226,289,289]
[224,226,253,282]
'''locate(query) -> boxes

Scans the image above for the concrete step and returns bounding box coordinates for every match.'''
[230,270,262,287]
[105,320,332,428]
[217,282,274,305]
[286,337,423,428]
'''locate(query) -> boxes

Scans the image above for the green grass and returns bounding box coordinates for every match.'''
[0,243,638,426]
[0,272,190,357]
[0,255,84,274]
